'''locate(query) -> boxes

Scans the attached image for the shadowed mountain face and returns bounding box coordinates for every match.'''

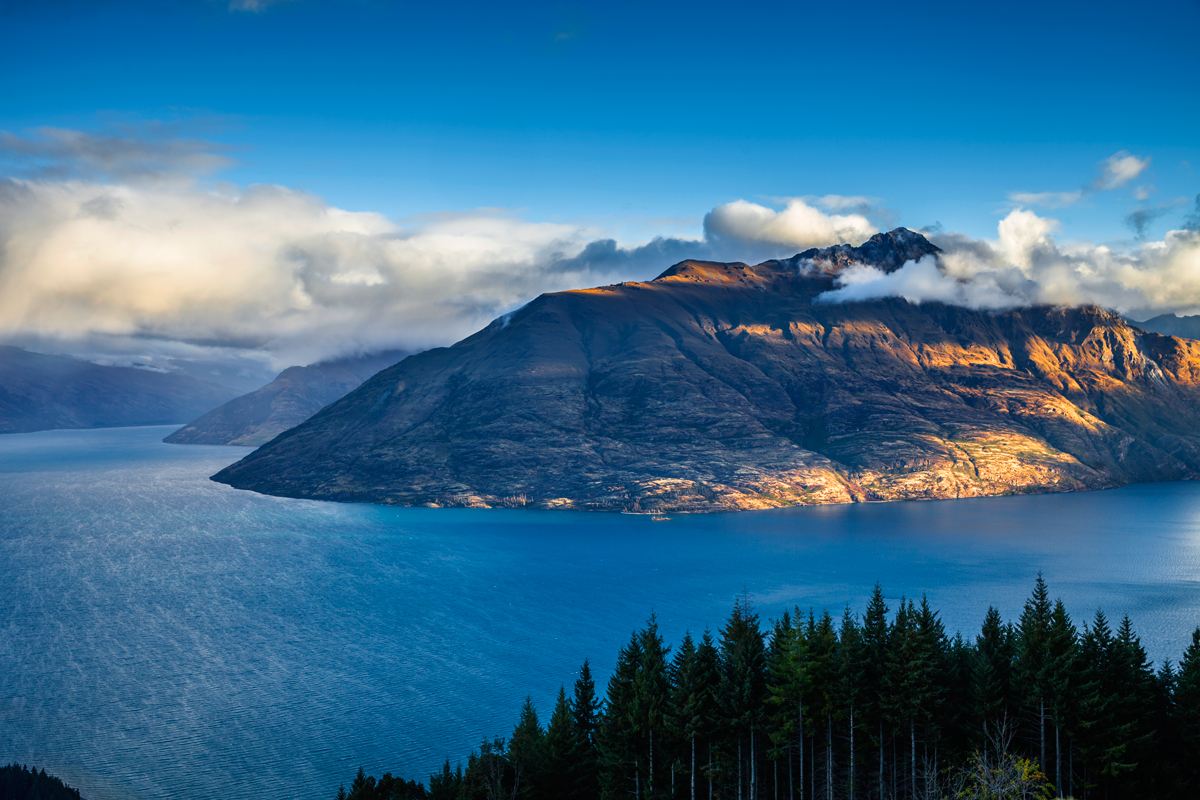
[214,229,1200,512]
[0,346,239,435]
[164,350,408,446]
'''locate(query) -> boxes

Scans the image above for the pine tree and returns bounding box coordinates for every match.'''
[973,606,1015,743]
[1044,600,1078,797]
[543,687,576,800]
[635,617,671,799]
[509,696,545,799]
[1016,574,1053,773]
[720,598,767,800]
[694,631,724,800]
[765,613,797,800]
[600,633,643,800]
[860,585,890,800]
[805,611,838,800]
[838,609,864,800]
[571,660,602,799]
[1176,628,1200,788]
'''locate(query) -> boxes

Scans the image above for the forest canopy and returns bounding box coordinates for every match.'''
[335,577,1200,800]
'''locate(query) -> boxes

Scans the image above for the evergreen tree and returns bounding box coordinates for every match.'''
[1044,599,1078,797]
[720,598,767,800]
[508,697,545,799]
[600,633,643,800]
[543,687,577,800]
[428,760,463,800]
[635,617,671,799]
[860,585,890,800]
[1016,574,1053,773]
[838,609,864,800]
[571,660,602,800]
[973,606,1015,742]
[1176,628,1200,788]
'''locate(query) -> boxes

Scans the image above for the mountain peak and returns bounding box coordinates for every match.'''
[783,227,940,274]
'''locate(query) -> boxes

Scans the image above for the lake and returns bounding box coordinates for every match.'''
[1,425,1198,800]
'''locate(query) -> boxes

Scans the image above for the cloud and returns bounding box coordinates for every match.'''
[3,127,1198,371]
[807,194,879,214]
[0,177,627,366]
[229,0,292,11]
[1006,190,1083,209]
[1093,150,1150,190]
[703,198,876,254]
[820,208,1200,319]
[0,126,231,180]
[1008,150,1151,208]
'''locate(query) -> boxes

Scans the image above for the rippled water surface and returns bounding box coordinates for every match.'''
[2,426,1199,799]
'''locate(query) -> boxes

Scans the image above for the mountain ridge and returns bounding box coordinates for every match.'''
[164,349,409,446]
[0,346,239,435]
[213,229,1200,512]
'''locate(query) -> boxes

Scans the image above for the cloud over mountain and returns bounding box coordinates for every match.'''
[0,127,1197,367]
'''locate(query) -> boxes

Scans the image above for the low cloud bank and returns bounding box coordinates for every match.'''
[1,125,1198,368]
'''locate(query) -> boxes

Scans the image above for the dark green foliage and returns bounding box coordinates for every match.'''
[0,764,82,800]
[336,579,1196,800]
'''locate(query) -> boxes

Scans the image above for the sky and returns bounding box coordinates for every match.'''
[0,0,1198,370]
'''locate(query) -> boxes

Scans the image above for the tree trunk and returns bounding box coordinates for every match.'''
[650,729,655,800]
[909,721,916,800]
[799,702,805,800]
[708,744,714,800]
[810,735,815,800]
[789,743,795,800]
[849,705,855,800]
[878,721,884,800]
[826,713,833,800]
[751,727,757,800]
[1039,696,1046,773]
[739,737,744,800]
[1055,722,1062,797]
[691,735,697,800]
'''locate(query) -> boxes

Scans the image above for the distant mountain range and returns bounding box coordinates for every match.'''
[1134,313,1200,340]
[214,229,1200,512]
[164,350,408,446]
[0,346,239,435]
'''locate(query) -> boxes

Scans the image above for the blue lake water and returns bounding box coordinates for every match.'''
[1,425,1199,800]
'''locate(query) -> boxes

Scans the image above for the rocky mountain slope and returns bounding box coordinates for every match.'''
[0,346,239,435]
[165,350,407,446]
[214,229,1200,512]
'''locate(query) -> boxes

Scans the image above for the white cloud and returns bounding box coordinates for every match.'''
[807,194,878,213]
[1094,150,1150,190]
[0,177,619,366]
[1006,190,1083,208]
[820,208,1200,319]
[2,128,1197,372]
[1008,149,1151,208]
[703,198,876,251]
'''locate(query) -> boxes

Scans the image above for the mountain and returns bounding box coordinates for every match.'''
[214,229,1200,512]
[0,346,239,435]
[1135,313,1200,340]
[164,350,408,446]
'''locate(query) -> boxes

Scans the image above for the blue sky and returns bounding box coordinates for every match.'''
[3,0,1197,242]
[1,0,1199,367]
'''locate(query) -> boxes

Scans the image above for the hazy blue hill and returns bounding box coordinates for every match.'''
[0,346,240,435]
[164,350,409,446]
[1136,312,1200,339]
